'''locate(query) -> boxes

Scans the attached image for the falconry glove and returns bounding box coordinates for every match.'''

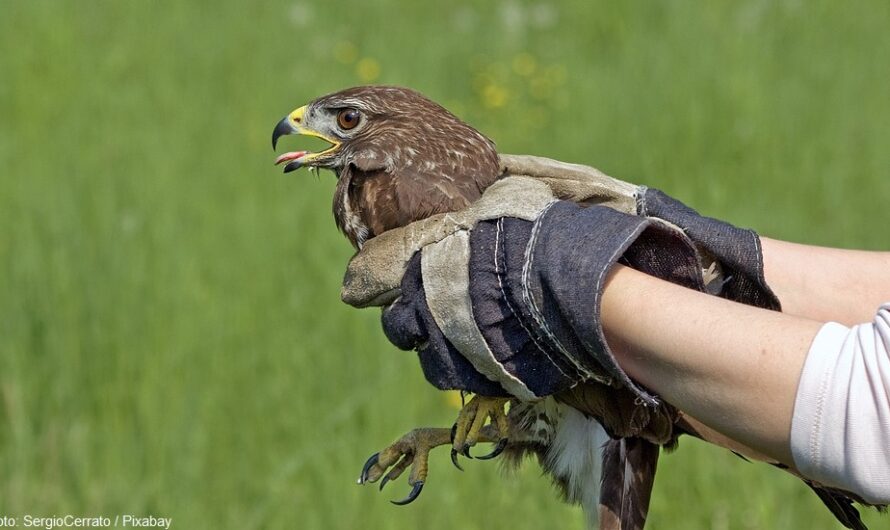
[344,176,705,404]
[342,155,781,403]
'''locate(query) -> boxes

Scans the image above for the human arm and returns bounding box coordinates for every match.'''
[600,237,890,465]
[601,263,822,465]
[629,190,890,493]
[760,237,890,325]
[602,256,890,503]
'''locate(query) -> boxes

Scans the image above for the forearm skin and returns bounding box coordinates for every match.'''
[761,237,890,325]
[601,264,822,465]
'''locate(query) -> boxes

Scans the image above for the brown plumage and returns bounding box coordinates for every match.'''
[272,86,500,249]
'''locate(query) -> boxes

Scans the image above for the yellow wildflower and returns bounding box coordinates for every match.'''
[356,58,381,82]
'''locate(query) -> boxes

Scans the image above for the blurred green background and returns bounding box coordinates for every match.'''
[2,1,888,528]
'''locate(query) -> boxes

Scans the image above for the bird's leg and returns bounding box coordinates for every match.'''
[358,427,447,505]
[450,395,511,466]
[358,424,500,505]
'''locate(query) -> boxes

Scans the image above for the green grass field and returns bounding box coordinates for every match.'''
[2,1,888,528]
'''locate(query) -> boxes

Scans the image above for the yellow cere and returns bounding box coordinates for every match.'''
[288,105,306,123]
[285,105,341,162]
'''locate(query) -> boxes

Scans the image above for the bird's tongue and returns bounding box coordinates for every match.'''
[274,151,308,165]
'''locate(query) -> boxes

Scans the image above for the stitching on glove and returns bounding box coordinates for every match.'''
[749,228,770,290]
[635,185,649,216]
[494,216,573,381]
[520,202,596,381]
[584,222,660,406]
[421,232,538,401]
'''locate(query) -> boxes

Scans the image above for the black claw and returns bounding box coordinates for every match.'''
[461,444,473,459]
[390,481,424,506]
[359,452,379,484]
[449,424,457,443]
[476,438,508,460]
[450,448,464,471]
[379,475,390,491]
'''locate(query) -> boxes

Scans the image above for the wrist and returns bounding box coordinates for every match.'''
[600,265,655,385]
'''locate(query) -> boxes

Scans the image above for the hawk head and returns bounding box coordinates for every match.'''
[272,85,496,175]
[272,85,500,248]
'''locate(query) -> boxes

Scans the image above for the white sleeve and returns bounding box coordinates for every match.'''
[790,303,890,504]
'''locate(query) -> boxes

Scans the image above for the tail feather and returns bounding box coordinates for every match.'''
[597,438,660,530]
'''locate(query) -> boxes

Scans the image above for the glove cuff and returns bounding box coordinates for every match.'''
[467,202,705,405]
[636,187,781,311]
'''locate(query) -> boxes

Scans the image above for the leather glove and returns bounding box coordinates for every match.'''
[344,176,704,403]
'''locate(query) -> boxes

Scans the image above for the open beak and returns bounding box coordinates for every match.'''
[271,105,340,173]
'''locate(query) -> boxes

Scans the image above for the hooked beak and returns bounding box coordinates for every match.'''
[272,117,296,150]
[271,105,341,173]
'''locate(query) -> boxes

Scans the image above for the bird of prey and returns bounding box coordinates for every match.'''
[272,85,878,529]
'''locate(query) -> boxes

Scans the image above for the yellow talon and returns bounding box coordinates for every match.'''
[451,396,511,460]
[359,397,512,505]
[358,427,453,505]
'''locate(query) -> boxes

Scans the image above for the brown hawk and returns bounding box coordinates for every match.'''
[272,85,874,530]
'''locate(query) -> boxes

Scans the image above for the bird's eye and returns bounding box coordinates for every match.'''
[337,109,361,130]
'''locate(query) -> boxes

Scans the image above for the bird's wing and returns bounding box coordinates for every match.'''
[347,164,490,239]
